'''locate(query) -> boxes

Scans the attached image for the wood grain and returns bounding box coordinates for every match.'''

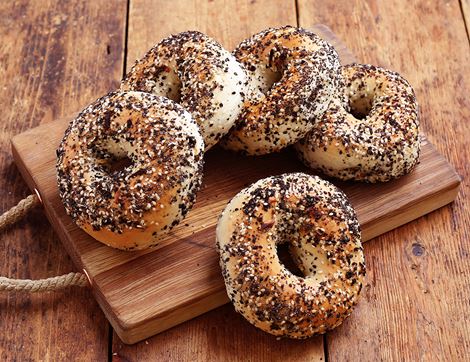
[461,0,470,42]
[11,19,461,351]
[0,0,126,360]
[122,1,323,358]
[2,0,468,361]
[126,0,297,71]
[298,0,470,360]
[112,304,325,362]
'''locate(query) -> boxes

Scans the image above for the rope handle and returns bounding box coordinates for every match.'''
[0,194,88,292]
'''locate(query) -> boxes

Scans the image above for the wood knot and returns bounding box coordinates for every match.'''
[412,242,425,257]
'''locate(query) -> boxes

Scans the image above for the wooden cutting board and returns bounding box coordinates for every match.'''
[10,25,461,344]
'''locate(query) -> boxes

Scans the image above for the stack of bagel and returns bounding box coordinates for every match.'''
[57,26,420,338]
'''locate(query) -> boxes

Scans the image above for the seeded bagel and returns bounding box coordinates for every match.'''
[216,173,365,338]
[121,31,247,150]
[56,91,204,250]
[221,26,342,155]
[296,64,420,182]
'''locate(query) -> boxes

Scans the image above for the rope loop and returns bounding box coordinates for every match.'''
[0,194,88,292]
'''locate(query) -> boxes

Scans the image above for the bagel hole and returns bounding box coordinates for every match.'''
[259,69,283,94]
[165,81,182,103]
[94,140,135,176]
[277,243,304,277]
[348,95,374,120]
[155,68,182,103]
[105,155,133,175]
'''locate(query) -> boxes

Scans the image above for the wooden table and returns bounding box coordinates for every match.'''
[0,1,468,360]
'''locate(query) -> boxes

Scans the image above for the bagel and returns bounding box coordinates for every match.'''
[221,26,342,155]
[216,173,365,338]
[56,91,204,250]
[121,31,247,150]
[295,64,420,182]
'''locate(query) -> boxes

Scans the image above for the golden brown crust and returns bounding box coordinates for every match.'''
[121,31,247,150]
[56,91,204,250]
[296,64,420,182]
[221,26,342,155]
[216,173,365,338]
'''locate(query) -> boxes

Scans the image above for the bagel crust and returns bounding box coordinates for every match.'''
[56,91,204,250]
[221,26,342,155]
[295,64,420,182]
[216,173,365,338]
[121,31,247,150]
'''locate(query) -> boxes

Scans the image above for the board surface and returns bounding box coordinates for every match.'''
[11,25,461,344]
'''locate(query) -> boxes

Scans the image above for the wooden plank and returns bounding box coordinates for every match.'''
[0,0,127,360]
[461,0,470,42]
[112,304,323,362]
[126,0,298,70]
[298,0,470,360]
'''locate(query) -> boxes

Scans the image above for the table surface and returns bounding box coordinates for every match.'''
[0,1,468,361]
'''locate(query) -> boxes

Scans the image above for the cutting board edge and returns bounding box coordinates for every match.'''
[111,288,229,344]
[11,137,89,271]
[361,179,460,240]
